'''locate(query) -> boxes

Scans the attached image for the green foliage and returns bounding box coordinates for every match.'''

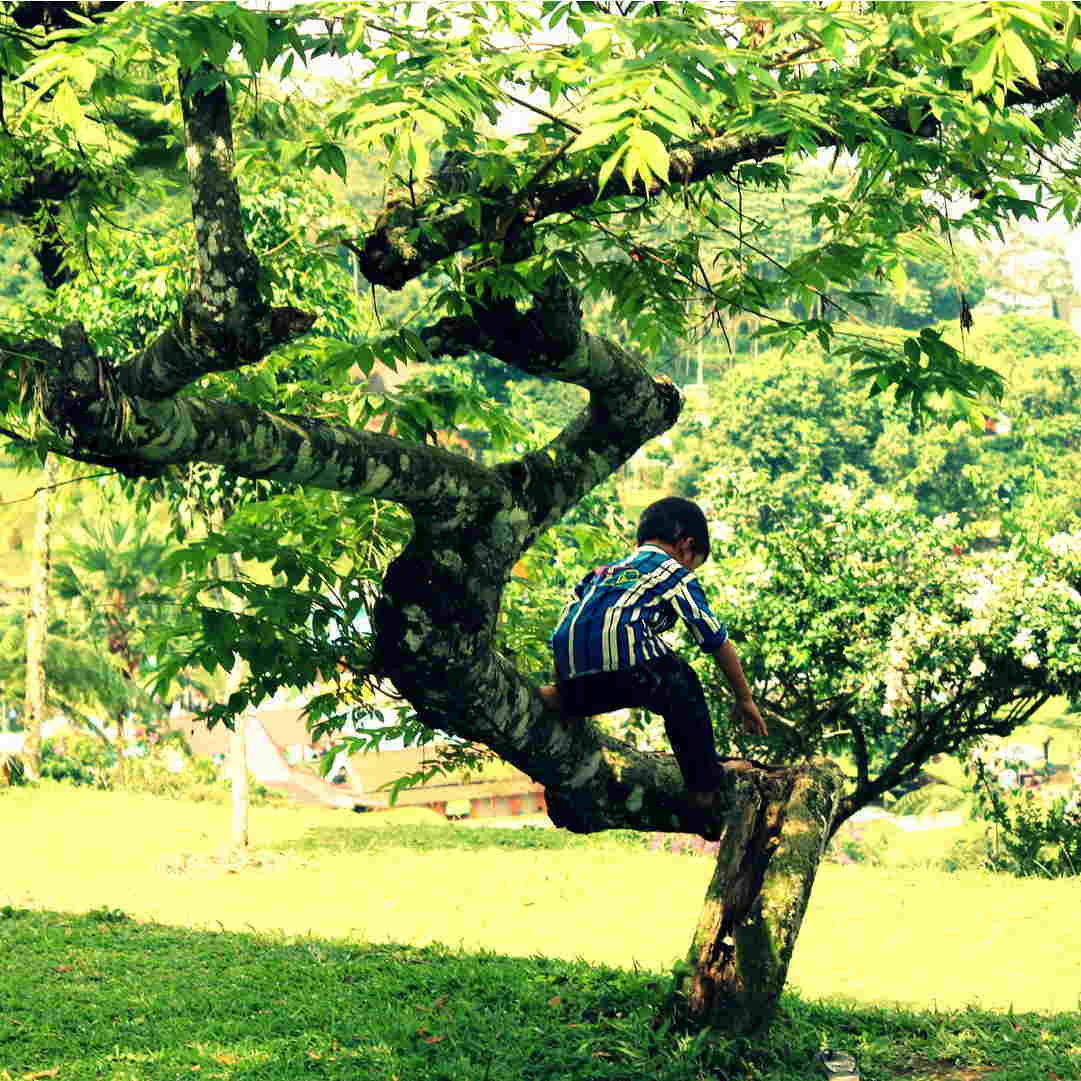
[149,486,412,726]
[969,312,1081,369]
[283,822,648,855]
[40,728,116,787]
[0,230,47,312]
[37,723,288,805]
[692,491,1081,814]
[0,0,1076,416]
[0,608,160,732]
[681,340,1081,527]
[969,758,1081,877]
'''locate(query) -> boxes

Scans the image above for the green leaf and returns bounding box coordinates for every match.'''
[948,13,995,45]
[596,141,628,195]
[405,133,431,182]
[621,140,643,190]
[51,80,84,130]
[566,119,632,155]
[315,142,348,181]
[820,23,845,61]
[964,36,1000,95]
[1002,30,1039,86]
[630,128,670,182]
[581,27,612,53]
[401,329,433,363]
[233,9,269,72]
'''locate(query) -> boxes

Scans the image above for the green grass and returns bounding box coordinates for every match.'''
[3,786,1081,1080]
[3,907,1080,1081]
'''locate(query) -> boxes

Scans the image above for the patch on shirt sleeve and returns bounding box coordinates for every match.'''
[602,567,642,589]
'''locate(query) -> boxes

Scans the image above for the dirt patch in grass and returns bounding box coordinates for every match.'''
[160,848,310,877]
[902,1059,1000,1080]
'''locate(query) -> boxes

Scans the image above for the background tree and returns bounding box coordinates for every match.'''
[51,507,174,781]
[3,0,1081,1036]
[21,453,55,780]
[668,329,1081,530]
[689,494,1081,818]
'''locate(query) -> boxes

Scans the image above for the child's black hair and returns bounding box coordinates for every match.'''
[636,497,711,561]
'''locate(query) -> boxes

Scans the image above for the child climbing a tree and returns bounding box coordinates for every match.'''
[540,497,766,807]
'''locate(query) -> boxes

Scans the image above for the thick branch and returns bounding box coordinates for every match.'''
[13,330,503,507]
[180,63,263,321]
[110,64,318,399]
[420,271,683,533]
[113,306,316,401]
[358,66,1081,291]
[10,2,124,33]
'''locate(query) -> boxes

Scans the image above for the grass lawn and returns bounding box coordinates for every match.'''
[3,786,1080,1080]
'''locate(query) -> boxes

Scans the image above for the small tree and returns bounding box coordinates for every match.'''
[693,492,1081,829]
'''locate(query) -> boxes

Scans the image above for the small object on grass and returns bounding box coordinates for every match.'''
[816,1048,859,1080]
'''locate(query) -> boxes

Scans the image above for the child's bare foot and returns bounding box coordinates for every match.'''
[539,684,562,712]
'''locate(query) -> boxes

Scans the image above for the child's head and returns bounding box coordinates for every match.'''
[636,497,710,566]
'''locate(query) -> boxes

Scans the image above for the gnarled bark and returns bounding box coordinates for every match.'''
[681,759,844,1035]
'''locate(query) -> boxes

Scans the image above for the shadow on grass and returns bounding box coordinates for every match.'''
[1,907,1077,1081]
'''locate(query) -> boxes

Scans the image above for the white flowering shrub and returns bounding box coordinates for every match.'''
[698,496,1081,827]
[969,755,1081,877]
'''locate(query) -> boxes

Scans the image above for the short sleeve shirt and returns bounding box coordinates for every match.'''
[548,544,728,680]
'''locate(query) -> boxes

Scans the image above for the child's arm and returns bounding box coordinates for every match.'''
[712,639,768,738]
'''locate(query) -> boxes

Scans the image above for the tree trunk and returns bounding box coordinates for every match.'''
[679,759,843,1035]
[226,556,248,851]
[113,710,127,787]
[229,716,249,850]
[23,455,57,781]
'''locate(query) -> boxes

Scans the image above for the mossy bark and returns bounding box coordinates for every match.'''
[680,758,844,1035]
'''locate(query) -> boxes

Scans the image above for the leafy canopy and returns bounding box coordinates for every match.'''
[5,1,1080,424]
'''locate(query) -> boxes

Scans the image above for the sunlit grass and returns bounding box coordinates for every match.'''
[4,785,1081,1016]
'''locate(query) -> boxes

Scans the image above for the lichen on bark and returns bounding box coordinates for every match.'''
[680,758,844,1035]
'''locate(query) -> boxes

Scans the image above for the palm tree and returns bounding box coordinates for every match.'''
[51,510,175,782]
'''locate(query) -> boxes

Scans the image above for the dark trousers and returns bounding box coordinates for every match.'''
[555,653,721,792]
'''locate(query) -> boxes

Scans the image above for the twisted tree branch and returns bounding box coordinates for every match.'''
[357,65,1081,291]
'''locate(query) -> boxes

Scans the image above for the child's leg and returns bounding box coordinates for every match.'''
[635,654,722,794]
[544,668,637,720]
[539,683,563,712]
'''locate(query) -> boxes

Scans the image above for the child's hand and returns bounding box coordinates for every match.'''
[732,696,768,739]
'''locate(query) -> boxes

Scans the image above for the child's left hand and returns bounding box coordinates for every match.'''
[732,696,768,739]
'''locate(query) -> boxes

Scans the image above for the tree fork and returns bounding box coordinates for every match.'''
[679,758,844,1035]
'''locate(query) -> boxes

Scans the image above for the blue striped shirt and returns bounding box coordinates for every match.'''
[549,544,728,680]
